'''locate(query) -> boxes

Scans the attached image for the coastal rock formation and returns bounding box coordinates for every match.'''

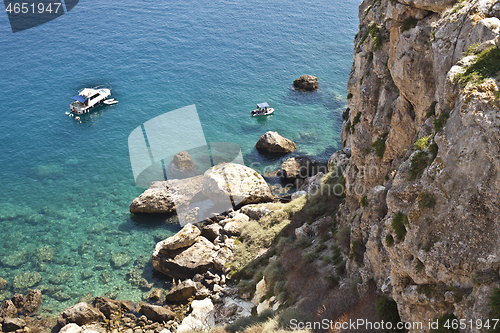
[12,272,41,291]
[130,175,203,214]
[152,234,218,279]
[166,151,199,179]
[293,75,319,91]
[23,289,42,313]
[255,131,297,154]
[337,0,500,328]
[165,279,197,302]
[280,156,314,180]
[202,163,274,207]
[140,303,175,323]
[0,300,17,318]
[57,302,106,328]
[160,223,201,250]
[2,318,26,332]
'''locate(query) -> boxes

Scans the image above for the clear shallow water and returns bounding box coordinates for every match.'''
[0,0,358,314]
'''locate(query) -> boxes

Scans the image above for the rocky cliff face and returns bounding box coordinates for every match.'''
[341,0,500,328]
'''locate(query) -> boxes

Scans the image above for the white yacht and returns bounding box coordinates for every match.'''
[70,87,111,114]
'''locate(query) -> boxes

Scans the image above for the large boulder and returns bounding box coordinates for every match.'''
[202,163,274,207]
[222,213,250,236]
[158,223,201,251]
[293,75,319,91]
[57,302,106,328]
[23,289,42,313]
[12,271,41,290]
[130,175,203,214]
[140,304,175,323]
[0,300,17,318]
[152,236,217,279]
[93,297,130,318]
[280,156,314,179]
[166,151,198,179]
[165,279,197,302]
[177,298,215,333]
[255,131,296,154]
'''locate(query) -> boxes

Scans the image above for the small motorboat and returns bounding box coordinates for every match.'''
[103,98,118,105]
[251,102,274,117]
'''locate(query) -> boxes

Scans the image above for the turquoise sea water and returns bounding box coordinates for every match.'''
[0,0,358,314]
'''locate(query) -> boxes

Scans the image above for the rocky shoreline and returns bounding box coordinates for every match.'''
[1,127,339,333]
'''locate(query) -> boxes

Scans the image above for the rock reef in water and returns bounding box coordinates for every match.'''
[293,74,319,91]
[255,131,297,154]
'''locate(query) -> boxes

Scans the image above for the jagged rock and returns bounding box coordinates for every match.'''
[2,318,26,332]
[152,236,217,279]
[293,75,319,91]
[201,224,222,242]
[57,302,106,327]
[202,163,274,207]
[176,298,214,333]
[328,151,349,171]
[148,289,163,303]
[291,190,307,200]
[0,300,17,318]
[140,304,175,323]
[110,252,132,268]
[0,278,7,290]
[130,175,203,214]
[280,156,313,179]
[11,293,23,308]
[166,151,198,179]
[165,279,197,302]
[93,297,126,318]
[239,204,272,220]
[255,131,296,154]
[294,224,309,239]
[397,0,455,13]
[23,289,42,313]
[59,323,83,333]
[158,223,201,251]
[222,213,249,236]
[300,172,324,194]
[13,271,41,290]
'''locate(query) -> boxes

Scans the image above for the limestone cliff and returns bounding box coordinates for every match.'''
[340,0,500,328]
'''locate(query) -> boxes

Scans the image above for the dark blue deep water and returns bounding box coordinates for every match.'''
[0,0,359,314]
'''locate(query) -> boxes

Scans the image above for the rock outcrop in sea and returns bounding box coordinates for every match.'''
[255,131,297,154]
[293,75,319,91]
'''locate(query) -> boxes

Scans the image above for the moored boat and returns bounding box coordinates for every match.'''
[251,102,274,117]
[70,87,111,114]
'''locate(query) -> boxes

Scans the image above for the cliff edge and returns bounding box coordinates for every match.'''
[340,0,500,327]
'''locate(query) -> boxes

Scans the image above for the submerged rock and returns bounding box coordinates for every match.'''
[293,75,319,91]
[57,302,106,328]
[0,277,7,290]
[13,271,41,291]
[202,163,275,207]
[255,131,297,154]
[110,252,132,268]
